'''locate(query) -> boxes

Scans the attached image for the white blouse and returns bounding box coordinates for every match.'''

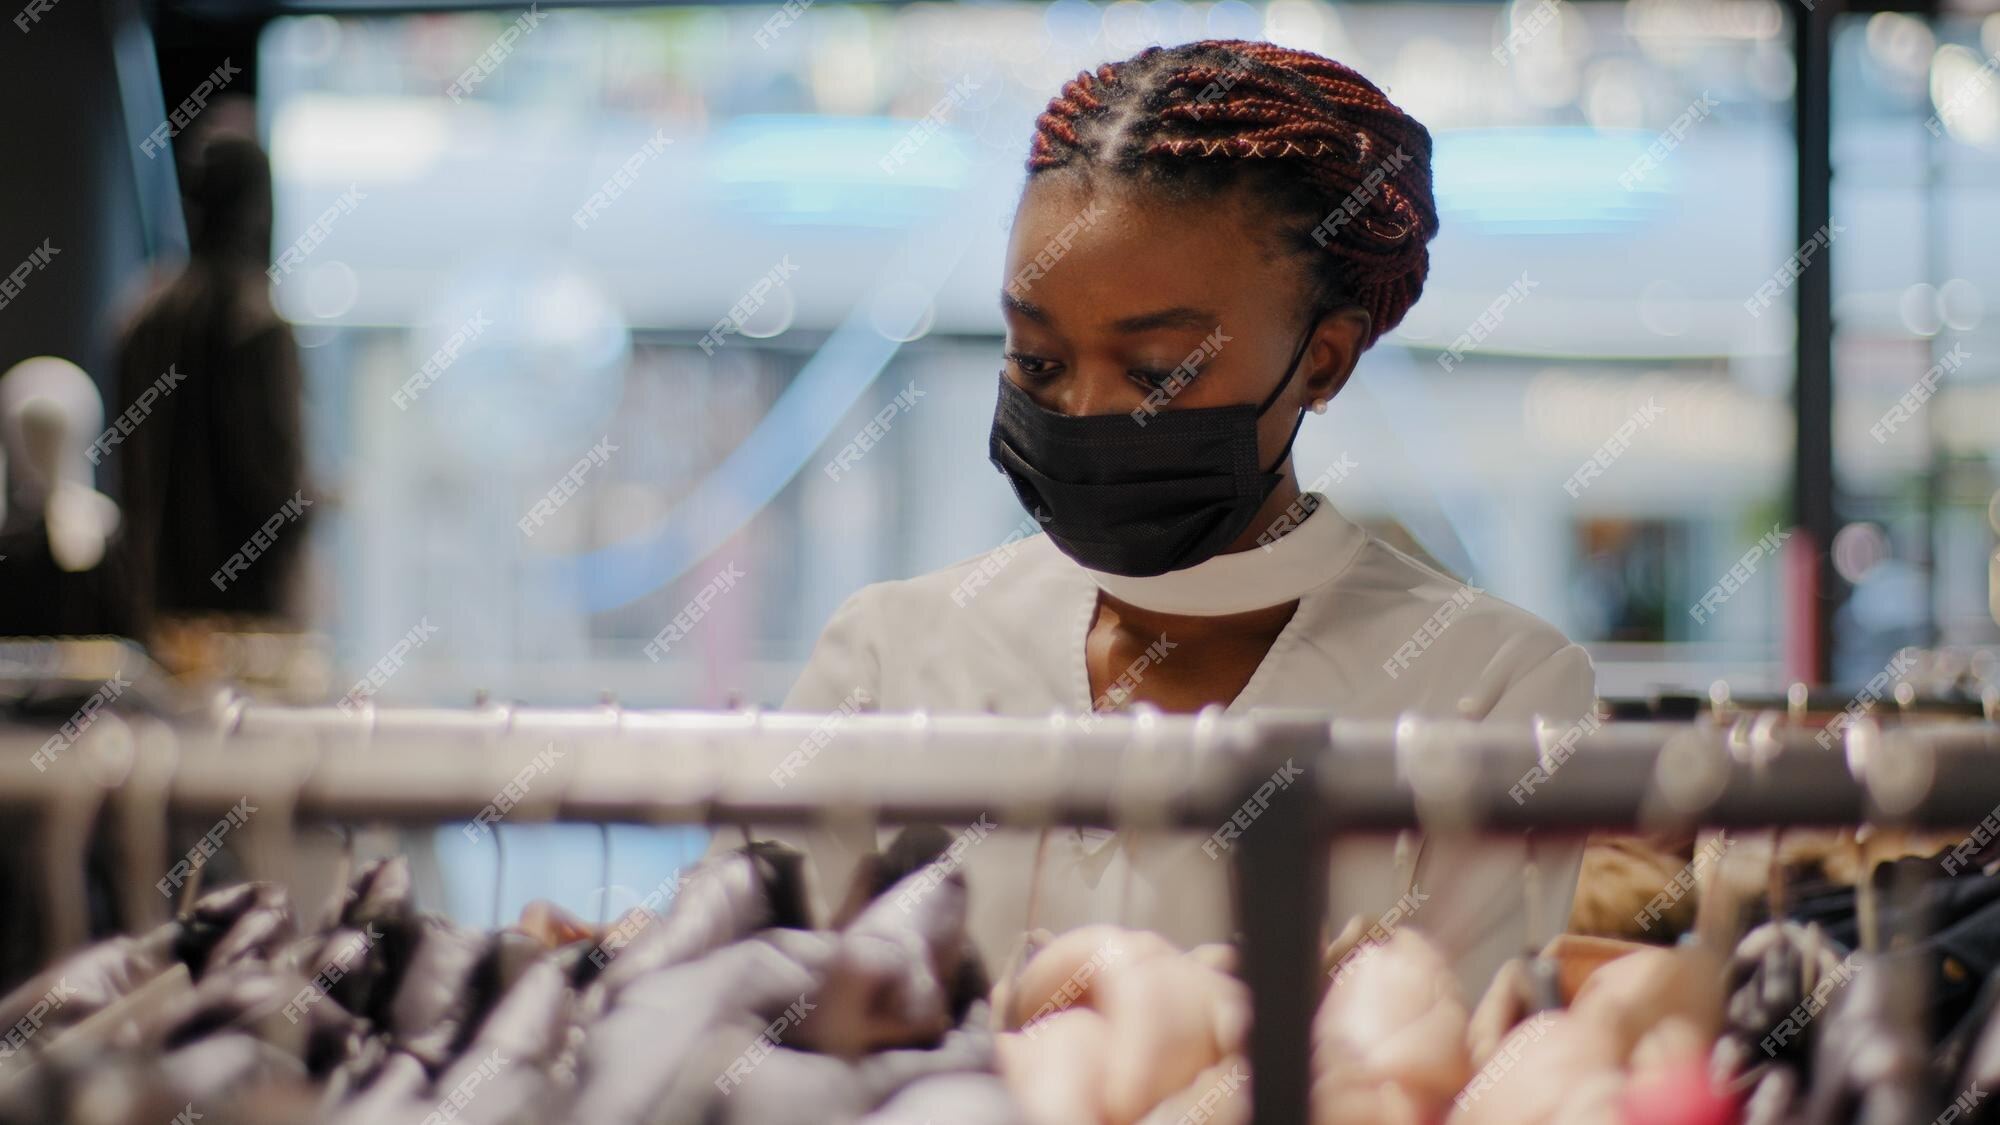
[725,496,1596,1001]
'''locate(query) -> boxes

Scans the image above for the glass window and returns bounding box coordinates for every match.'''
[260,0,1802,708]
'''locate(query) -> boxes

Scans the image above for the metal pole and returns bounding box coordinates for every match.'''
[1792,0,1841,682]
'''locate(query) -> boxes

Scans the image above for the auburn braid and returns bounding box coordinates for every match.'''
[1028,40,1438,345]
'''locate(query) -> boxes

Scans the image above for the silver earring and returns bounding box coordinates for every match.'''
[1311,399,1328,414]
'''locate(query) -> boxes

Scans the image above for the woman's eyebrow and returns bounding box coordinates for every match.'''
[1107,306,1218,334]
[1000,291,1053,325]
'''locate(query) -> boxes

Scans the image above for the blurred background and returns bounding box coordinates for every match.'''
[5,0,2000,918]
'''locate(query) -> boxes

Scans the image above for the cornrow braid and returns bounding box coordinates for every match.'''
[1028,40,1439,345]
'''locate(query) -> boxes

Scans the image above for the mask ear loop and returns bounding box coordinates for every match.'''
[1254,311,1329,476]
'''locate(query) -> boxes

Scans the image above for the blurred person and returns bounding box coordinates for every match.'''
[110,129,308,632]
[0,356,136,636]
[726,42,1596,999]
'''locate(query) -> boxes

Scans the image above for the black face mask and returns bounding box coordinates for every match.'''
[987,314,1321,578]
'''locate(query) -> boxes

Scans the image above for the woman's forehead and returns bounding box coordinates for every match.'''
[1004,180,1304,330]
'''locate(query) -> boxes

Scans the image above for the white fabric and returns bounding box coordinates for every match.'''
[719,496,1596,1002]
[1080,495,1345,616]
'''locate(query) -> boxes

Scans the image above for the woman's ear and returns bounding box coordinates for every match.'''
[1301,308,1372,406]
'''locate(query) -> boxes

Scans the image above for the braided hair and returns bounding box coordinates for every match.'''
[1027,41,1438,346]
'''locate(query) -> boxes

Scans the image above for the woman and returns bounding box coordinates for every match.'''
[747,41,1593,1000]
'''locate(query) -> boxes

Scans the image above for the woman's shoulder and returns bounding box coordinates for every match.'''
[834,529,1078,624]
[786,530,1082,712]
[1308,533,1587,693]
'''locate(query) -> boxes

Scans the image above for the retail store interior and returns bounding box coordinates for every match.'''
[4,0,2000,1121]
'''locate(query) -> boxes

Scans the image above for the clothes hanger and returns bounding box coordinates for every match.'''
[39,715,120,958]
[1516,838,1564,1012]
[994,709,1073,1027]
[113,716,178,934]
[598,691,620,925]
[1112,703,1174,928]
[735,701,762,849]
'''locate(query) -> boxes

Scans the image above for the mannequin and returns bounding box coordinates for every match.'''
[0,357,133,635]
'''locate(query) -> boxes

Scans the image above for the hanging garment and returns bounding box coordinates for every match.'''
[0,840,1022,1125]
[1780,852,2000,1043]
[726,494,1595,1001]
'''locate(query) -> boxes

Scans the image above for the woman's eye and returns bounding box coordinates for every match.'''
[1004,351,1061,380]
[1130,359,1199,393]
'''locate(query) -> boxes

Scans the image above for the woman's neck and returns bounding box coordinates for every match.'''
[1095,588,1298,640]
[1219,464,1305,556]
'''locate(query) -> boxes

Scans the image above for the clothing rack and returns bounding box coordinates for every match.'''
[6,710,2000,1123]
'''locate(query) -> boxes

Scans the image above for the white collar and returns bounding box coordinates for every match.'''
[1079,493,1363,616]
